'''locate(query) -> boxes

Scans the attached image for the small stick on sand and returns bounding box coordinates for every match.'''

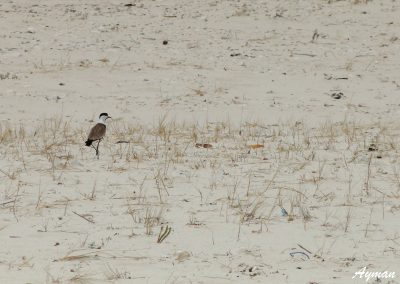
[72,211,95,224]
[297,244,324,260]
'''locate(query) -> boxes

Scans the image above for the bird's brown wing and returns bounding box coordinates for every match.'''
[87,123,106,141]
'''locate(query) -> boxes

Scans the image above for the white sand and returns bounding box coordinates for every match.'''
[1,0,400,283]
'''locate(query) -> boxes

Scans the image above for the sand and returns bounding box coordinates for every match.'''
[0,0,400,283]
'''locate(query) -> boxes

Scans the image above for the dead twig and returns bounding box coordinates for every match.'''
[72,211,95,224]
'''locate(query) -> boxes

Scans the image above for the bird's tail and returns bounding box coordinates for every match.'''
[85,140,93,146]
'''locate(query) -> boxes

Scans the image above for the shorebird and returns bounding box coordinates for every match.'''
[85,113,111,158]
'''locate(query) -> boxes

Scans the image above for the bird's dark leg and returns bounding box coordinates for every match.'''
[95,139,101,159]
[90,143,97,153]
[89,140,101,158]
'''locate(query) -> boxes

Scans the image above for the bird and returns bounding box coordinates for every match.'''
[85,113,111,158]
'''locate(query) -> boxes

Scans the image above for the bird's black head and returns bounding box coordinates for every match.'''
[99,113,109,118]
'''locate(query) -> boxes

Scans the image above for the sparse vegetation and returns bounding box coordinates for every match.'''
[0,116,398,279]
[1,0,398,282]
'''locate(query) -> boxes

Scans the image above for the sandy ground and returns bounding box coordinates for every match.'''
[1,0,400,283]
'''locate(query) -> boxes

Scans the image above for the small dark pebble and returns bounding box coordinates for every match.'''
[163,40,168,45]
[368,144,378,151]
[331,92,343,99]
[54,242,60,246]
[59,82,64,86]
[124,3,135,7]
[230,53,241,57]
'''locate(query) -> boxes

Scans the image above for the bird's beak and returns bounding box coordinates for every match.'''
[107,116,112,119]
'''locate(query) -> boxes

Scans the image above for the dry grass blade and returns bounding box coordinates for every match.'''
[72,211,95,224]
[59,250,148,262]
[157,225,171,243]
[248,144,264,149]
